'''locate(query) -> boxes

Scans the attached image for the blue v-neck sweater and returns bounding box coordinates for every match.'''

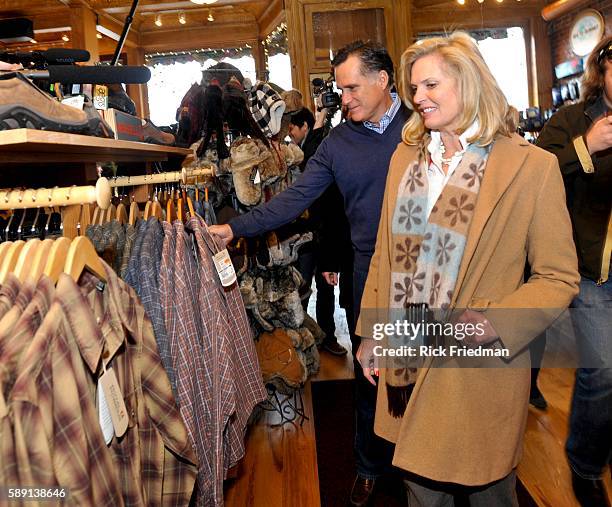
[230,105,411,272]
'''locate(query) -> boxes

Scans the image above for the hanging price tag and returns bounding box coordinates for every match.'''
[212,249,237,287]
[97,382,114,445]
[61,95,85,110]
[93,84,109,110]
[98,367,128,437]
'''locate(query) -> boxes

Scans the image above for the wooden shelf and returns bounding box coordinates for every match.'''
[0,129,191,164]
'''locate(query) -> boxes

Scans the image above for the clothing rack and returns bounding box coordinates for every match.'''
[0,177,111,211]
[108,167,213,188]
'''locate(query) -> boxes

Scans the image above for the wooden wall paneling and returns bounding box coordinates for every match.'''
[70,5,100,63]
[126,46,151,118]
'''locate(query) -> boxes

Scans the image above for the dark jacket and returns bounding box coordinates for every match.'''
[536,96,612,283]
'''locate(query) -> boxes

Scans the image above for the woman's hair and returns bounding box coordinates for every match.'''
[398,32,517,146]
[581,36,612,105]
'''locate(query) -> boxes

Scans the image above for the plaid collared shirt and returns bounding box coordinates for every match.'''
[0,273,22,320]
[363,92,401,134]
[0,276,54,493]
[10,283,125,506]
[69,263,197,507]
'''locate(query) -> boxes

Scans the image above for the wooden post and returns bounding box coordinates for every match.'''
[70,6,100,63]
[530,15,553,110]
[126,46,151,119]
[253,38,269,82]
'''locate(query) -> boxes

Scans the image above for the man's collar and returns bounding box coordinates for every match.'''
[585,94,610,122]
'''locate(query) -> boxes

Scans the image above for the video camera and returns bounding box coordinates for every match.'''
[311,76,341,111]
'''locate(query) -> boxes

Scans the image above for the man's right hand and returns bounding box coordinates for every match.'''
[208,224,234,247]
[585,114,612,155]
[322,272,338,286]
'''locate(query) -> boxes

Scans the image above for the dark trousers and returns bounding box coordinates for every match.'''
[351,268,395,479]
[297,249,337,340]
[403,471,518,507]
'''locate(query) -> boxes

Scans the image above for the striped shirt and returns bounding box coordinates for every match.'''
[363,92,401,134]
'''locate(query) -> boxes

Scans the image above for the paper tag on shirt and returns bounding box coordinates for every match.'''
[97,382,114,445]
[212,248,237,287]
[253,169,261,184]
[98,367,128,437]
[93,84,109,110]
[61,95,85,110]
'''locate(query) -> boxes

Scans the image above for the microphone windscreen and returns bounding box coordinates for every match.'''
[43,49,90,64]
[46,65,151,84]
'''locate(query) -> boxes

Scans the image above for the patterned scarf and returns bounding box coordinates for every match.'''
[385,141,491,417]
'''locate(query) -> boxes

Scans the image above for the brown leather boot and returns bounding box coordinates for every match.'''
[0,72,113,137]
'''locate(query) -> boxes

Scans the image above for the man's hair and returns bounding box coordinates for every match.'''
[289,107,315,130]
[331,40,394,87]
[399,31,516,146]
[582,36,612,104]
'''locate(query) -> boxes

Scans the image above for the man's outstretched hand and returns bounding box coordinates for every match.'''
[208,224,234,247]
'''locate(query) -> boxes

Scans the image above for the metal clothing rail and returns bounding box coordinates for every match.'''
[0,177,111,211]
[108,167,214,188]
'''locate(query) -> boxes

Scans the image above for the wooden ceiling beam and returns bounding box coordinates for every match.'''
[95,0,256,14]
[257,0,283,37]
[139,21,258,52]
[96,11,140,47]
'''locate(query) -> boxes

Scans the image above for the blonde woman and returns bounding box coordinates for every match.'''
[356,32,579,505]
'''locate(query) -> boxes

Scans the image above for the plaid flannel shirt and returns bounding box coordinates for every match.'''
[0,274,22,321]
[0,276,54,493]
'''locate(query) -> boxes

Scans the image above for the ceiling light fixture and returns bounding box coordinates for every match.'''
[178,11,186,24]
[61,34,69,42]
[96,32,102,39]
[207,10,214,22]
[155,14,162,27]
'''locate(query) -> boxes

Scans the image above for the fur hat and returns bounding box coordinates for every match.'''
[255,328,307,389]
[281,143,304,168]
[230,137,271,171]
[280,89,304,114]
[256,141,287,183]
[232,165,262,206]
[246,81,286,137]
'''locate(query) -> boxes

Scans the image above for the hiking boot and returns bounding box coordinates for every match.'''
[142,119,175,145]
[0,72,113,137]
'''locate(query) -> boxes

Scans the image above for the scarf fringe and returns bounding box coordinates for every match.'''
[386,383,414,418]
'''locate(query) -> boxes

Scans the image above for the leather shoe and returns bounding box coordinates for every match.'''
[323,339,348,356]
[529,386,548,410]
[350,476,376,507]
[571,470,611,507]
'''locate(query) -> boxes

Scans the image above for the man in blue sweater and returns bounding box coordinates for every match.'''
[210,40,411,506]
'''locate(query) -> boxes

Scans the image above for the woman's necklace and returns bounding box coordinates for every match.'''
[439,142,462,165]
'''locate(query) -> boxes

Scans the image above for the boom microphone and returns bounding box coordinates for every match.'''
[21,65,151,84]
[0,48,90,65]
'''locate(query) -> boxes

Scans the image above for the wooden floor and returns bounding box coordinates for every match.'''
[518,368,612,506]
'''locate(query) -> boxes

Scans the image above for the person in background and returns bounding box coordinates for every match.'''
[356,32,579,506]
[289,106,349,356]
[537,35,612,507]
[209,40,412,507]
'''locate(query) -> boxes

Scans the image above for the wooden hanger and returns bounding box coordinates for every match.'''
[0,242,12,266]
[166,197,177,223]
[0,240,25,284]
[64,236,106,283]
[116,202,128,224]
[31,238,54,282]
[101,203,116,224]
[14,238,41,282]
[91,204,101,225]
[186,195,196,218]
[150,200,163,220]
[129,199,140,226]
[43,237,71,283]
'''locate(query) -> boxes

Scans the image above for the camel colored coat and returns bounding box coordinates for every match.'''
[356,133,580,486]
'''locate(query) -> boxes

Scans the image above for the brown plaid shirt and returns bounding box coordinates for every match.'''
[0,273,21,319]
[10,292,125,505]
[63,262,197,507]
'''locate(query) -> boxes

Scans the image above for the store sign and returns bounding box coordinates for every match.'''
[570,9,604,56]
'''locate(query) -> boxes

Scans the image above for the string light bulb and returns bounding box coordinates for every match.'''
[178,11,186,24]
[207,10,214,22]
[61,34,69,42]
[96,32,102,39]
[155,14,162,27]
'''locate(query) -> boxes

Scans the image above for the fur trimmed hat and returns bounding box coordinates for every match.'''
[280,89,304,114]
[246,81,286,137]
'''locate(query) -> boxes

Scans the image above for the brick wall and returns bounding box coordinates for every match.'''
[549,1,612,68]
